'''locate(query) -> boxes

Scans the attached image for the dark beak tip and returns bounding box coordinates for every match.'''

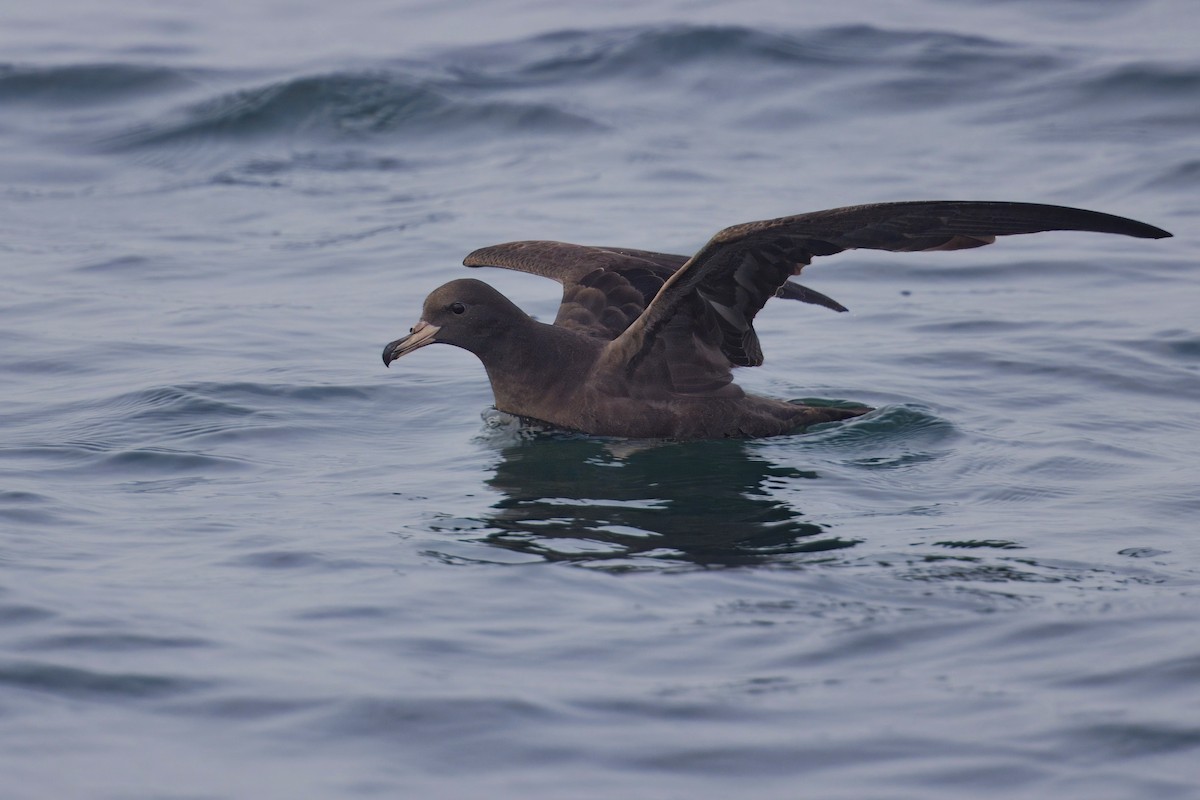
[381,323,435,368]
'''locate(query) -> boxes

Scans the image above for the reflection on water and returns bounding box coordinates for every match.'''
[478,435,860,568]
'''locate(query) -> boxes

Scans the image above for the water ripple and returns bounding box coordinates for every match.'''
[0,62,198,105]
[0,661,210,700]
[101,71,605,155]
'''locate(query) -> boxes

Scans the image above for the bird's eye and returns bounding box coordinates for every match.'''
[449,302,466,315]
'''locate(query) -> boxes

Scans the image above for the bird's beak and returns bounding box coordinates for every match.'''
[382,320,441,367]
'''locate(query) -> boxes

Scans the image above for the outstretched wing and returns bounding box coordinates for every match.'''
[603,201,1171,382]
[463,242,676,339]
[463,241,846,340]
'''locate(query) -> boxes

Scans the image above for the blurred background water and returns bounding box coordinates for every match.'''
[1,0,1198,797]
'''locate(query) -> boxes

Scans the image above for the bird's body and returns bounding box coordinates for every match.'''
[442,292,855,437]
[383,201,1171,440]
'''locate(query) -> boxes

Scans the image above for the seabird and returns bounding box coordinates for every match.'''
[382,201,1171,439]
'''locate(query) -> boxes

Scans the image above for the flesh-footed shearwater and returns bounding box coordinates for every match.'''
[382,201,1171,439]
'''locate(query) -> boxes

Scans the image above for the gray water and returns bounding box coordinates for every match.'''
[2,1,1199,797]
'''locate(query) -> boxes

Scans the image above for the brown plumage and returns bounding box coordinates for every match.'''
[382,201,1171,439]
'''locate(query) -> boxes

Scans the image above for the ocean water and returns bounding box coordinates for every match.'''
[2,0,1198,797]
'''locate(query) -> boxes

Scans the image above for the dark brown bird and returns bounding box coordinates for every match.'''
[383,201,1171,439]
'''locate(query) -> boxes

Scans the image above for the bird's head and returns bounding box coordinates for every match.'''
[382,278,527,366]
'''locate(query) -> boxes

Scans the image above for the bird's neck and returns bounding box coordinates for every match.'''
[477,319,597,418]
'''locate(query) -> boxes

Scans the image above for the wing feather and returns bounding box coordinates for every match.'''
[604,201,1171,378]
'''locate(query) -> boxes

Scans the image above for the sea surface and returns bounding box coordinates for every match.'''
[2,0,1198,797]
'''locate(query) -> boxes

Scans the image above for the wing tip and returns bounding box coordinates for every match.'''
[462,241,542,268]
[462,248,489,268]
[1136,224,1173,240]
[1098,215,1172,240]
